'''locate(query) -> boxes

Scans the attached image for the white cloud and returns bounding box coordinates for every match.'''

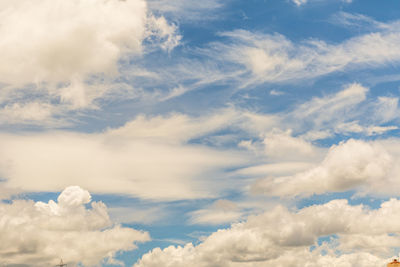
[189,199,242,225]
[293,0,352,6]
[0,186,149,266]
[373,96,399,123]
[331,12,388,30]
[0,89,396,201]
[0,0,144,85]
[286,83,399,140]
[251,139,398,197]
[293,0,308,6]
[212,22,400,84]
[293,83,367,125]
[0,101,54,123]
[0,111,250,201]
[108,206,167,225]
[107,110,237,144]
[148,0,224,21]
[263,130,320,160]
[269,89,285,96]
[235,162,314,177]
[0,0,180,113]
[135,199,400,267]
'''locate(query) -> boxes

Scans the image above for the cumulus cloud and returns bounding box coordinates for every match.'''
[0,186,149,266]
[0,0,141,84]
[0,0,180,115]
[134,198,400,267]
[252,139,399,197]
[0,0,180,85]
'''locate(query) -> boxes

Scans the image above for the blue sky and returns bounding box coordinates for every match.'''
[1,0,400,266]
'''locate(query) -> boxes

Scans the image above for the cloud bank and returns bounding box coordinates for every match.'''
[0,186,149,266]
[252,139,397,197]
[135,199,400,267]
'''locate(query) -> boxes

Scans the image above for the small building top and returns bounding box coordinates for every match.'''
[388,259,400,266]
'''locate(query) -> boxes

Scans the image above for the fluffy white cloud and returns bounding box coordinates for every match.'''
[0,0,181,84]
[252,139,399,197]
[0,186,149,266]
[135,199,400,267]
[0,0,180,114]
[0,0,142,84]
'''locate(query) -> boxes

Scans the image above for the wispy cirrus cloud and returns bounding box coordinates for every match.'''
[292,0,352,6]
[120,16,400,106]
[214,25,400,85]
[148,0,225,21]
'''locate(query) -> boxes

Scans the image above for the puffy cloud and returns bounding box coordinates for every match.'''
[0,0,180,114]
[0,0,142,84]
[0,186,149,266]
[134,199,400,267]
[0,0,180,85]
[252,139,397,197]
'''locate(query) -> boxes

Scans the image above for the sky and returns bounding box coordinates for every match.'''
[1,0,400,266]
